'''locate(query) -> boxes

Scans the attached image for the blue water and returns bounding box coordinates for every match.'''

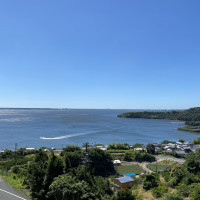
[0,109,198,150]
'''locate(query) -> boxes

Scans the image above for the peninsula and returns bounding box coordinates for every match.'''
[118,107,200,132]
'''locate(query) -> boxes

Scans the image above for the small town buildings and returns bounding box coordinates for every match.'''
[114,176,134,192]
[133,147,143,151]
[174,149,185,154]
[26,148,35,151]
[155,146,161,151]
[159,140,200,155]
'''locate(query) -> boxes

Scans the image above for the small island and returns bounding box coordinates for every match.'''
[118,107,200,133]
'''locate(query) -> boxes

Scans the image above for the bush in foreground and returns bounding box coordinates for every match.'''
[165,193,184,200]
[113,189,135,200]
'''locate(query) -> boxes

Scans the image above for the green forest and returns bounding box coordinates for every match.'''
[2,143,200,199]
[118,107,200,132]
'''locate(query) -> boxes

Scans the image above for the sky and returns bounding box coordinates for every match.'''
[0,0,200,109]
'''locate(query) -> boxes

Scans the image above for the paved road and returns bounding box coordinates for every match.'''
[0,177,29,200]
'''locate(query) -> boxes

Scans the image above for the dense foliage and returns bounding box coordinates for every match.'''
[118,107,200,122]
[193,138,200,144]
[108,143,130,150]
[0,146,115,200]
[124,151,155,162]
[146,144,155,154]
[2,142,200,200]
[118,107,200,133]
[113,189,135,200]
[143,174,158,190]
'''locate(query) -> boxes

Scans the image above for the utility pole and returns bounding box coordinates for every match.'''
[83,142,90,181]
[156,162,157,172]
[15,143,17,165]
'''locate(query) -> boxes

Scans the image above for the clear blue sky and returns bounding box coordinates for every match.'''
[0,0,200,109]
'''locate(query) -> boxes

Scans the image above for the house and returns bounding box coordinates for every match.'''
[113,160,121,165]
[114,176,134,192]
[155,147,161,151]
[174,149,185,154]
[96,146,107,150]
[133,147,143,151]
[26,148,35,151]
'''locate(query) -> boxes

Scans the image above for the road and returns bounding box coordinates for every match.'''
[0,177,29,200]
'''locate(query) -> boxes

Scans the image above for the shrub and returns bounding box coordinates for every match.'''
[165,193,184,200]
[170,165,186,181]
[168,177,178,188]
[108,143,130,150]
[11,166,20,174]
[151,184,168,198]
[176,183,190,197]
[113,189,135,200]
[124,152,133,161]
[146,144,155,154]
[193,138,200,145]
[161,170,171,182]
[188,183,200,200]
[143,174,158,190]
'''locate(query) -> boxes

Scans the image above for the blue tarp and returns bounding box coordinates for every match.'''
[124,173,136,177]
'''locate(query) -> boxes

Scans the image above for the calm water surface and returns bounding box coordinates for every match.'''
[0,109,198,149]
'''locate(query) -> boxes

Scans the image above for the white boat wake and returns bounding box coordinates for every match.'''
[40,130,101,140]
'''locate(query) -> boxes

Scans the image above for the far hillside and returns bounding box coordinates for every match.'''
[118,107,200,132]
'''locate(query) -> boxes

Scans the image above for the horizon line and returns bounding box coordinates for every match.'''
[0,107,186,110]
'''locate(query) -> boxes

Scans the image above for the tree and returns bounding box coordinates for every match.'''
[165,193,184,200]
[124,152,133,161]
[47,174,96,200]
[94,176,113,197]
[47,173,113,200]
[170,165,186,181]
[63,154,71,173]
[151,184,168,198]
[193,138,200,145]
[113,189,135,200]
[189,183,200,200]
[108,143,130,150]
[89,148,115,176]
[146,144,155,154]
[43,151,64,198]
[143,174,158,190]
[63,151,83,168]
[63,145,81,152]
[132,143,143,148]
[185,149,200,174]
[27,149,48,200]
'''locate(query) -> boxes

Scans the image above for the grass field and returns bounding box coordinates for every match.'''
[147,160,178,172]
[178,126,200,132]
[116,164,144,175]
[147,164,169,172]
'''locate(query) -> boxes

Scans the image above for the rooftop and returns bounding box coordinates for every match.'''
[115,176,133,183]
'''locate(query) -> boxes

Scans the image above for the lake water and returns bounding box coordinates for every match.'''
[0,109,198,150]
